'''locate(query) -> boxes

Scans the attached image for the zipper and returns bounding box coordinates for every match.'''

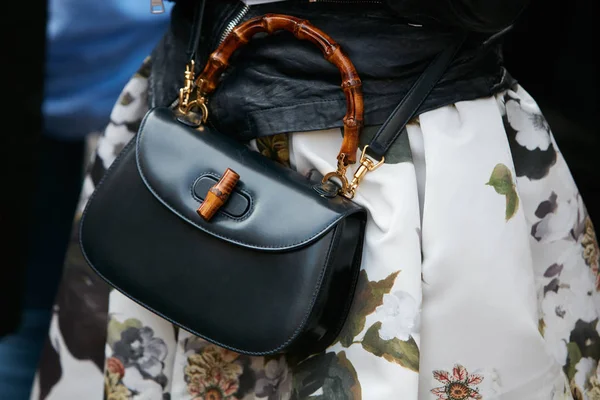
[217,3,250,45]
[150,0,165,14]
[170,2,250,111]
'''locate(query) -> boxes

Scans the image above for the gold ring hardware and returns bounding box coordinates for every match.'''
[322,171,350,194]
[179,99,209,125]
[322,146,384,199]
[322,153,350,195]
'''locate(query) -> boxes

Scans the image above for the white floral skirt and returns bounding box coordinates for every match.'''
[30,59,600,400]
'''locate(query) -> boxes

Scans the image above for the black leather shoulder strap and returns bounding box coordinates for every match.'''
[187,0,207,63]
[367,36,466,159]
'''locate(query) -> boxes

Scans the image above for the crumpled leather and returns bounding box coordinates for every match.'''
[385,0,529,33]
[152,0,517,141]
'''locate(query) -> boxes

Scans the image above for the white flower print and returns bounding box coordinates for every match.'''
[254,357,292,400]
[532,192,581,243]
[121,366,164,400]
[567,357,598,400]
[505,95,552,151]
[376,290,419,341]
[112,326,168,379]
[551,373,572,400]
[96,125,134,169]
[541,244,597,341]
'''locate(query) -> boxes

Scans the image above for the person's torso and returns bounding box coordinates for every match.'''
[150,0,515,140]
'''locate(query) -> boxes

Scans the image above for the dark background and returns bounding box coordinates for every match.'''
[504,0,598,221]
[1,2,47,335]
[0,0,597,335]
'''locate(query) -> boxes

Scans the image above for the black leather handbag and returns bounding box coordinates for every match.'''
[80,10,462,356]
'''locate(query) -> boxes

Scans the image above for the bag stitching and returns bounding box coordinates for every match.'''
[135,109,350,250]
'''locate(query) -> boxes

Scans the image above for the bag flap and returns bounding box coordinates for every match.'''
[135,107,365,251]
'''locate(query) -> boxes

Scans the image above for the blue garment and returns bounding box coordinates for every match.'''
[43,0,172,139]
[0,310,53,400]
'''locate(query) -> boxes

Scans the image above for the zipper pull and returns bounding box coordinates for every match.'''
[151,0,165,14]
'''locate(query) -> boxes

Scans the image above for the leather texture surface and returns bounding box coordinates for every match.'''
[150,0,516,140]
[367,36,465,158]
[136,108,365,250]
[172,0,528,34]
[80,108,367,355]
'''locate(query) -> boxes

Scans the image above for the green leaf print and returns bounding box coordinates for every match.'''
[486,163,513,195]
[564,319,600,383]
[336,352,362,400]
[361,322,420,372]
[256,134,290,167]
[337,270,400,347]
[486,163,520,221]
[569,319,600,360]
[120,92,135,106]
[292,352,362,400]
[292,353,329,398]
[538,318,546,337]
[107,317,143,347]
[506,191,520,221]
[565,341,583,382]
[312,352,362,400]
[134,57,152,79]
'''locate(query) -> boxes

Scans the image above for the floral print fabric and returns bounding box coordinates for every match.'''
[30,60,600,399]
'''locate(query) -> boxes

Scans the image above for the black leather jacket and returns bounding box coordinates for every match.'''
[150,0,528,141]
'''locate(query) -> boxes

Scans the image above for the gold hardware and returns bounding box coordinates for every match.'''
[322,153,350,193]
[178,61,209,125]
[322,171,349,194]
[322,145,384,199]
[346,145,384,199]
[179,98,209,124]
[178,60,195,113]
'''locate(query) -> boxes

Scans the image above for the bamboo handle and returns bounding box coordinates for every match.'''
[196,14,363,165]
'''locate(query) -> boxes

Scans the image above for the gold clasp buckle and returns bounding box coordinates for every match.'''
[322,145,384,199]
[178,60,195,113]
[179,98,209,125]
[322,153,351,194]
[346,145,384,199]
[178,61,209,125]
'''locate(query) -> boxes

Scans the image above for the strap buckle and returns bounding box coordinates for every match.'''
[178,61,209,125]
[178,61,195,113]
[322,145,384,199]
